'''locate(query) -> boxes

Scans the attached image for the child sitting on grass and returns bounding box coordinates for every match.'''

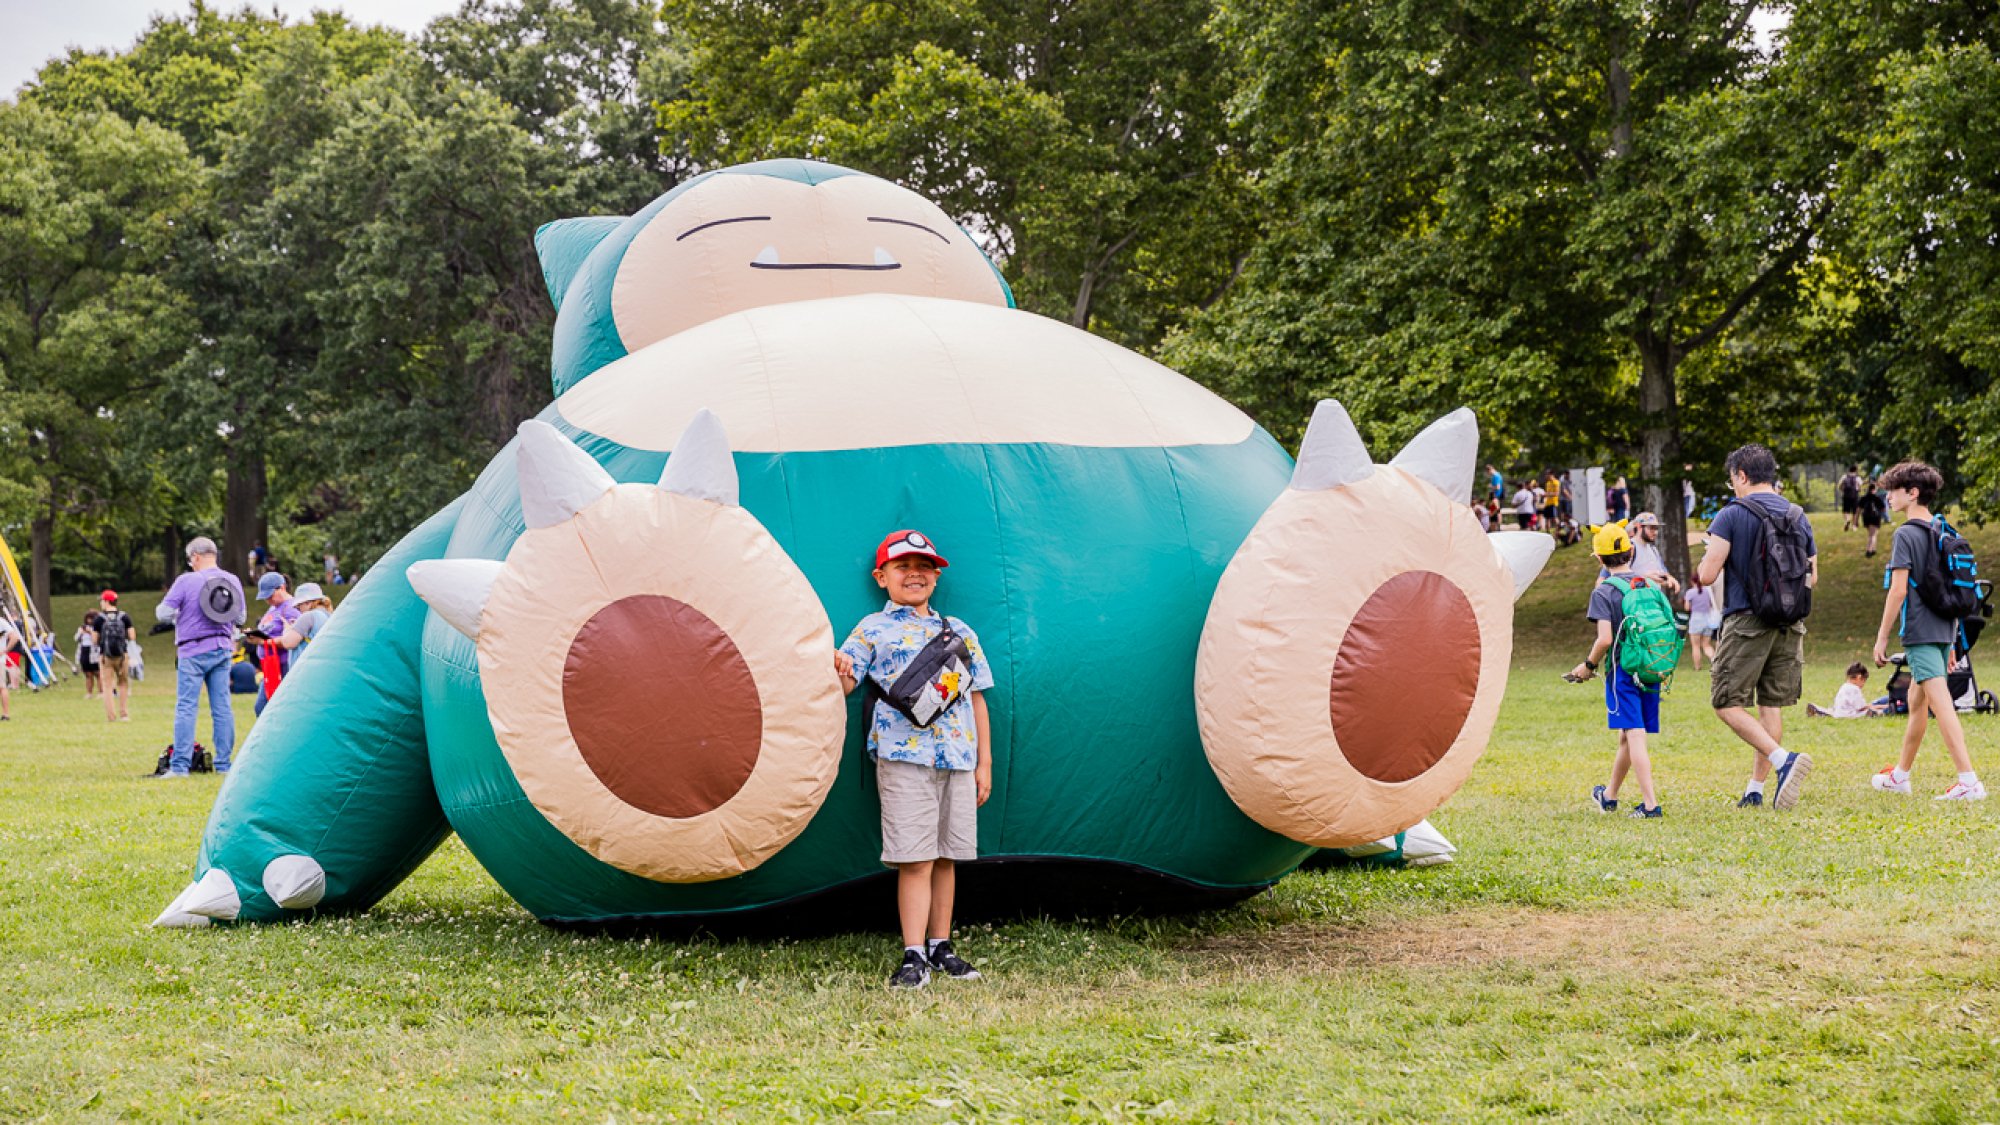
[1806,662,1887,718]
[833,530,995,989]
[1569,522,1668,819]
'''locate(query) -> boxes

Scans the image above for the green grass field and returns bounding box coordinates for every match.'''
[4,514,1997,1121]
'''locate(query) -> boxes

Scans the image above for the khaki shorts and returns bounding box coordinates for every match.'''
[876,759,977,865]
[1710,614,1806,710]
[100,654,129,692]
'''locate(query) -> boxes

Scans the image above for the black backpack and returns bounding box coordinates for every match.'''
[1738,498,1814,626]
[98,612,129,658]
[1911,517,1981,620]
[150,743,212,775]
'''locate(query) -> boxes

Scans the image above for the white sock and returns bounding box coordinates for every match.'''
[1766,747,1790,769]
[926,937,947,955]
[905,944,925,958]
[1959,772,1979,786]
[1892,768,1910,783]
[1744,780,1765,795]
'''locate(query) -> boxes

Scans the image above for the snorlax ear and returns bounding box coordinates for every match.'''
[535,217,626,312]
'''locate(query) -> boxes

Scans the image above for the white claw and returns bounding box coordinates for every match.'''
[407,558,505,641]
[658,409,739,506]
[154,867,240,927]
[753,246,780,266]
[872,247,897,267]
[152,879,208,928]
[1490,531,1556,600]
[1389,408,1479,500]
[262,855,327,910]
[517,419,616,529]
[1289,400,1375,491]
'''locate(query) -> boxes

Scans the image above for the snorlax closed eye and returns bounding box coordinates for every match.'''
[1196,402,1554,847]
[408,415,845,883]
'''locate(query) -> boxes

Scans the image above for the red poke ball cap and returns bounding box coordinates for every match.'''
[100,590,118,603]
[874,529,950,570]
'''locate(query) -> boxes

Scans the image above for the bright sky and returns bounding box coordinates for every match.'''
[2,0,466,98]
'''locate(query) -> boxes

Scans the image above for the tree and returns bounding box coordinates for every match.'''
[1829,36,2000,513]
[658,0,1256,348]
[27,7,407,583]
[0,103,200,620]
[1173,0,1875,580]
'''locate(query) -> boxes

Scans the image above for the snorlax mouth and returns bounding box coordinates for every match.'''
[749,246,901,271]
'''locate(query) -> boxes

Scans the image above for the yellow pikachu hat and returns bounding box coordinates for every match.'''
[1589,520,1633,559]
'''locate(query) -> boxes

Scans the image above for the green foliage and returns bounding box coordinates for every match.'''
[1167,0,1840,488]
[0,102,202,609]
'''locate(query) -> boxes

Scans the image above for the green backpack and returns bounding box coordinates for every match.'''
[1607,575,1682,690]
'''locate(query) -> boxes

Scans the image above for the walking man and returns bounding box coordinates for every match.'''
[155,537,246,778]
[1694,444,1816,810]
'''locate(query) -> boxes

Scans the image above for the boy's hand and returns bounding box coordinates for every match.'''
[1565,662,1594,683]
[1873,637,1890,667]
[833,651,853,679]
[974,764,992,806]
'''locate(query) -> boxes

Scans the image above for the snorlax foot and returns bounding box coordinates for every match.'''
[408,414,846,884]
[1195,401,1553,847]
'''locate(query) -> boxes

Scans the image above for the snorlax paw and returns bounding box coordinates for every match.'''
[1195,401,1554,847]
[408,414,845,883]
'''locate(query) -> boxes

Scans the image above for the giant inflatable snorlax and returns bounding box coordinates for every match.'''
[156,159,1555,928]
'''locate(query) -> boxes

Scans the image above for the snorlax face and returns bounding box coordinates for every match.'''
[609,172,1010,355]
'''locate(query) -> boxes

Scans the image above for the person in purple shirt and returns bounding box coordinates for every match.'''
[153,536,247,777]
[251,572,301,717]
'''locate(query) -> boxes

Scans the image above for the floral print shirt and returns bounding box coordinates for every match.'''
[839,601,994,771]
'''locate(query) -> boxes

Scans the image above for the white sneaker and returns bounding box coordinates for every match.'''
[1935,780,1988,802]
[1871,767,1912,795]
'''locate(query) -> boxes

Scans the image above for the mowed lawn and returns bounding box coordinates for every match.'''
[3,514,1998,1121]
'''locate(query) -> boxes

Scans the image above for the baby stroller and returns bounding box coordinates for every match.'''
[1884,579,1999,715]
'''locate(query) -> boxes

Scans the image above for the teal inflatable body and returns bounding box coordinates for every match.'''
[157,160,1553,929]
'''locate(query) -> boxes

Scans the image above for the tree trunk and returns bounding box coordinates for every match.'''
[1071,269,1097,329]
[29,505,53,632]
[1635,333,1689,586]
[163,526,182,589]
[224,450,267,584]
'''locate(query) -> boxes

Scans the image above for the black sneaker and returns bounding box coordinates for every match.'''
[1736,791,1764,809]
[1772,752,1812,811]
[926,940,982,981]
[1591,785,1617,814]
[888,949,930,990]
[1627,804,1664,819]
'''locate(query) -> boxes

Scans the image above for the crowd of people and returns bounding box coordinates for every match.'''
[1570,445,1986,820]
[0,539,338,772]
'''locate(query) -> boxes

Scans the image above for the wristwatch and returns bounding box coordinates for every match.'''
[1583,658,1598,671]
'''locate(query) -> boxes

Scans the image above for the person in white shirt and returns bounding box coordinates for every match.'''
[1513,484,1537,529]
[1807,662,1887,718]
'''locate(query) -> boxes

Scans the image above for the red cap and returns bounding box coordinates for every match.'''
[873,529,949,569]
[100,590,118,603]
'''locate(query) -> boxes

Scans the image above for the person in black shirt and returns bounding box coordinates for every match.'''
[1857,482,1887,556]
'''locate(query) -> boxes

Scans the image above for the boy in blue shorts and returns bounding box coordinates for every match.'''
[1569,522,1665,818]
[1870,461,1985,801]
[834,530,995,989]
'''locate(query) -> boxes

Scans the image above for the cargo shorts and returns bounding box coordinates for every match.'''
[876,759,978,865]
[1710,613,1806,710]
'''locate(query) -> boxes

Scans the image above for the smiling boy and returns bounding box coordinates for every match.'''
[834,530,995,989]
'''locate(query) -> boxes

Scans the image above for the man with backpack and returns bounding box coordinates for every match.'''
[1695,444,1817,810]
[1870,461,1985,801]
[1572,522,1681,819]
[91,590,135,723]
